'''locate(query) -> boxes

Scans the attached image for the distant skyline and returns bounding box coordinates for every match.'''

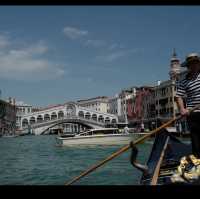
[0,6,200,107]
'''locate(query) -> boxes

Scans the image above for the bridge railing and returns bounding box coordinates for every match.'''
[22,115,112,130]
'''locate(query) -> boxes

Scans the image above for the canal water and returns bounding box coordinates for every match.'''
[0,135,153,185]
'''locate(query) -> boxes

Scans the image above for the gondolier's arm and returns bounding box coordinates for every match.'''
[175,97,189,116]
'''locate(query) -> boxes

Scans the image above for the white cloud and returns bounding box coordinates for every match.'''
[108,43,125,51]
[0,35,65,81]
[84,39,107,48]
[63,26,88,40]
[95,49,141,63]
[0,35,10,48]
[86,77,93,83]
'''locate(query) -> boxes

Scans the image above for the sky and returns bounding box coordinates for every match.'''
[0,6,200,107]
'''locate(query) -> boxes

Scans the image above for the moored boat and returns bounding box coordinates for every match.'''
[1,134,19,138]
[56,128,147,146]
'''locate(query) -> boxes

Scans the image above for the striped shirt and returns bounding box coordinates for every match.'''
[176,73,200,110]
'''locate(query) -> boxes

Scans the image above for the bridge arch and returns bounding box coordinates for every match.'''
[111,118,117,123]
[78,111,84,118]
[37,115,43,123]
[30,117,36,125]
[92,114,97,121]
[40,119,95,135]
[22,118,29,127]
[105,117,111,124]
[44,114,50,121]
[58,111,64,119]
[66,104,76,117]
[51,112,57,120]
[85,112,91,120]
[98,115,104,123]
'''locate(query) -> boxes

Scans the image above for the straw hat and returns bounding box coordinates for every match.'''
[181,53,200,67]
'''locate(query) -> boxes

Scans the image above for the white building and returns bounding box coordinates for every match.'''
[108,94,122,117]
[76,96,110,113]
[11,99,33,129]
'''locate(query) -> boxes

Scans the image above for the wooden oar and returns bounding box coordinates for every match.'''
[65,104,200,185]
[150,136,170,185]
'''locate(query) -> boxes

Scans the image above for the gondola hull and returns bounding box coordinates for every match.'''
[140,130,192,185]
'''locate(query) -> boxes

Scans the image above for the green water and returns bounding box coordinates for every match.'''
[0,135,153,185]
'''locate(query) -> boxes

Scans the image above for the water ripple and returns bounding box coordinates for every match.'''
[0,135,152,185]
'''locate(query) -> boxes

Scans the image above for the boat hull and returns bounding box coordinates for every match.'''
[56,133,141,146]
[140,130,192,185]
[1,135,19,138]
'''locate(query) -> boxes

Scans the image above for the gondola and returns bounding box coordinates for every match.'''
[130,128,194,185]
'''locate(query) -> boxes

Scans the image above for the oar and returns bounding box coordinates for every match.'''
[65,104,200,185]
[150,136,170,185]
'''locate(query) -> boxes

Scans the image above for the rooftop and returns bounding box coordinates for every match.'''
[77,96,108,103]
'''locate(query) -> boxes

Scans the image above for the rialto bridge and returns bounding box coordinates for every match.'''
[20,103,118,135]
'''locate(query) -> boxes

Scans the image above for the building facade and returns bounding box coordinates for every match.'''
[16,101,33,129]
[154,80,177,120]
[7,98,33,130]
[108,94,122,117]
[118,87,137,123]
[0,99,16,135]
[117,50,187,130]
[77,96,110,113]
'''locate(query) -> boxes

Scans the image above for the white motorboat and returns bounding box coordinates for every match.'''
[55,128,146,146]
[1,134,19,138]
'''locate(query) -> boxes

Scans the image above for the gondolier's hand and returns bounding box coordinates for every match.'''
[180,108,189,116]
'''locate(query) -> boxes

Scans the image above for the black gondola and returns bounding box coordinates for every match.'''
[130,128,193,185]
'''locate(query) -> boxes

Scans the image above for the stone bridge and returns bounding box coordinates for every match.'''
[20,102,118,135]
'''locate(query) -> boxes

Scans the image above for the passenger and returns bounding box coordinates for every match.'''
[175,53,200,158]
[141,123,144,133]
[124,126,129,134]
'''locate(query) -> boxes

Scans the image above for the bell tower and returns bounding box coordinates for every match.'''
[169,48,181,80]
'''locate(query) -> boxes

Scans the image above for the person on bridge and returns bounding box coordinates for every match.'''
[124,126,129,134]
[175,53,200,158]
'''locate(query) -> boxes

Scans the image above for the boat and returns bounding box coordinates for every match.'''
[130,128,194,185]
[56,128,146,146]
[1,134,19,138]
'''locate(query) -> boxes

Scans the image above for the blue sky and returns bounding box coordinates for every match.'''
[0,6,200,107]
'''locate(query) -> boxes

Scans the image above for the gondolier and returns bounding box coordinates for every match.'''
[175,53,200,158]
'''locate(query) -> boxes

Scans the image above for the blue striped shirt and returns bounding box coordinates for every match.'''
[176,73,200,109]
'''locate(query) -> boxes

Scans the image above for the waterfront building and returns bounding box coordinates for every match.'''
[118,87,137,123]
[125,50,187,130]
[0,98,16,135]
[124,86,155,130]
[154,79,177,120]
[140,86,156,129]
[76,96,110,113]
[108,94,122,117]
[154,51,186,120]
[7,98,33,130]
[142,51,187,130]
